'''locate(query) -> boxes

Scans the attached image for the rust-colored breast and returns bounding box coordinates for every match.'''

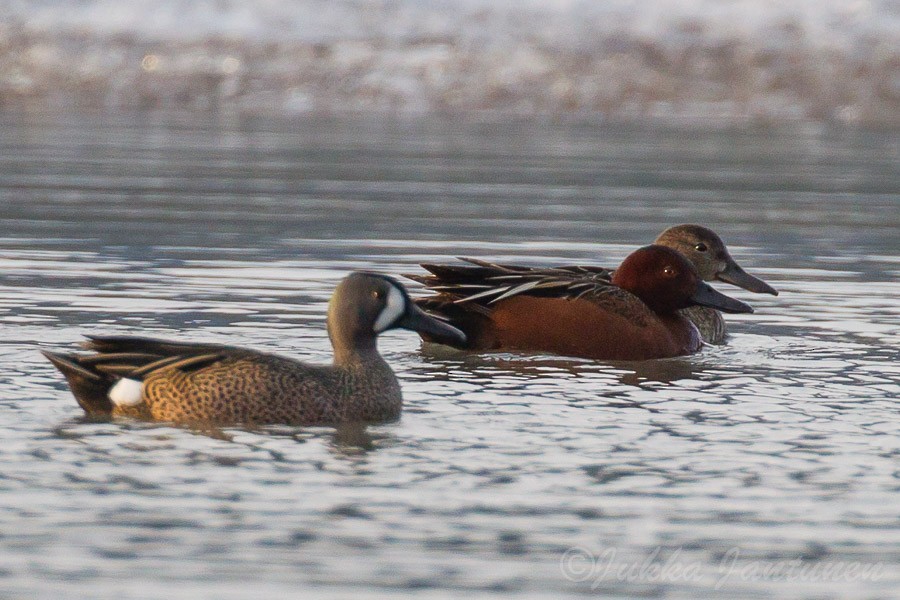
[484,295,702,360]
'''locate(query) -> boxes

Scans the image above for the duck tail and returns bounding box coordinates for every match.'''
[41,351,114,415]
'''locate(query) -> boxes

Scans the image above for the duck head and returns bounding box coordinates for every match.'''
[612,245,754,315]
[328,272,466,355]
[654,224,778,296]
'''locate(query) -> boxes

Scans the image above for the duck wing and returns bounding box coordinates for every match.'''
[42,336,241,415]
[407,258,620,306]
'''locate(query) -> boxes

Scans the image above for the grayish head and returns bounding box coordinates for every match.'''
[327,272,466,360]
[654,224,778,296]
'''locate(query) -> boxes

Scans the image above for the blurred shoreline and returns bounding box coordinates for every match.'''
[2,1,898,127]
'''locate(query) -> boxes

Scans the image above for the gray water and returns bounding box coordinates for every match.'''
[0,112,898,599]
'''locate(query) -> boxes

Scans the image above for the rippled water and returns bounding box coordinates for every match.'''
[1,112,898,599]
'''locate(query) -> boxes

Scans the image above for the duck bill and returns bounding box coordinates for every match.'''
[397,305,467,346]
[717,260,778,296]
[690,281,754,314]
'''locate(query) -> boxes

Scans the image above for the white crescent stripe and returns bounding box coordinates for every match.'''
[373,285,405,332]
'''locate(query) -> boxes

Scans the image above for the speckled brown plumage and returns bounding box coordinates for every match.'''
[42,272,466,426]
[91,339,402,424]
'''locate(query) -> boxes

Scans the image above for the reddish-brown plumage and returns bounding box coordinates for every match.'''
[409,224,776,345]
[413,245,753,361]
[610,245,701,314]
[483,295,702,360]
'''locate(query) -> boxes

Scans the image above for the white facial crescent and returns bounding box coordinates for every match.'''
[373,285,405,332]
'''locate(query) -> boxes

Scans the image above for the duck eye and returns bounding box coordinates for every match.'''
[662,266,677,277]
[694,243,708,252]
[372,290,384,301]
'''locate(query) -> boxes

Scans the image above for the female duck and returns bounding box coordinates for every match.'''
[409,245,752,361]
[652,224,777,342]
[43,272,466,425]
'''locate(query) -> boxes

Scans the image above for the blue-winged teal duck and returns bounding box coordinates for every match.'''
[413,224,777,344]
[407,245,753,361]
[42,272,466,425]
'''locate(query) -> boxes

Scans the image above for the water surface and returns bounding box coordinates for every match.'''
[0,112,898,599]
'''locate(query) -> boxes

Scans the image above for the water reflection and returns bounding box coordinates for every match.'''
[0,113,897,599]
[419,347,702,388]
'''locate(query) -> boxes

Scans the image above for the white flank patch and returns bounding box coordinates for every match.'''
[108,378,144,407]
[373,285,405,332]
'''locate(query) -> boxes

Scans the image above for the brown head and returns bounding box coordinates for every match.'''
[654,224,778,296]
[612,245,754,315]
[327,272,466,362]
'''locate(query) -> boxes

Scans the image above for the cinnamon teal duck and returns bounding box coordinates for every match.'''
[42,272,466,425]
[414,225,776,344]
[407,245,753,361]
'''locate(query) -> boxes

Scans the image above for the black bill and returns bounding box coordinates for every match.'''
[717,260,779,296]
[690,281,754,314]
[398,304,467,346]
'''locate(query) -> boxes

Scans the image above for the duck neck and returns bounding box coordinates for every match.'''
[332,340,402,423]
[332,339,383,368]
